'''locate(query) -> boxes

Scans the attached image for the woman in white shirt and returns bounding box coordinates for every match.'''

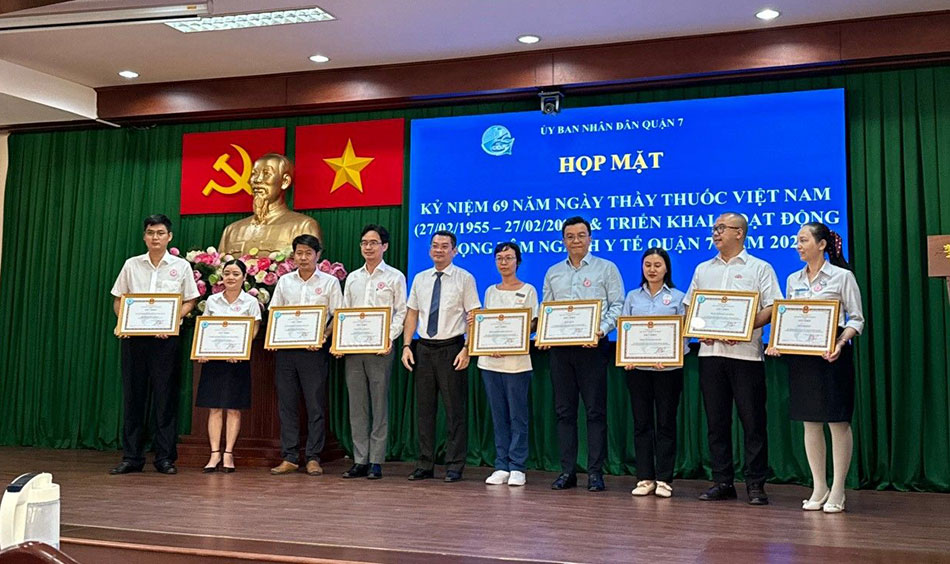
[476,242,539,487]
[767,222,865,513]
[195,259,261,473]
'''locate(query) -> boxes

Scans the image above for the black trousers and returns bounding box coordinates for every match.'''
[699,356,768,486]
[415,338,468,473]
[550,343,609,475]
[275,348,329,464]
[626,368,684,483]
[121,336,181,466]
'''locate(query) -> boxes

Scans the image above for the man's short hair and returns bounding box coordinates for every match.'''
[292,234,322,254]
[561,216,591,236]
[143,214,172,232]
[431,230,457,248]
[257,153,294,179]
[361,224,390,245]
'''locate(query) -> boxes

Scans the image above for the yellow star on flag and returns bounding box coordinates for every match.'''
[323,138,375,193]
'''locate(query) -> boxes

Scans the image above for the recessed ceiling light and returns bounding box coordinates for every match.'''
[755,8,780,21]
[166,6,334,33]
[517,34,541,45]
[309,54,330,63]
[118,70,139,79]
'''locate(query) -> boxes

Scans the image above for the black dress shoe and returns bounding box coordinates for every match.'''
[587,472,606,492]
[747,484,769,505]
[551,472,577,490]
[154,461,178,475]
[342,463,370,478]
[408,468,434,481]
[109,461,143,475]
[698,482,737,501]
[444,470,462,483]
[367,464,383,480]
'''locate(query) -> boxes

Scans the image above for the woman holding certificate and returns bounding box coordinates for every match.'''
[621,248,686,499]
[766,222,864,513]
[195,259,261,473]
[474,242,539,487]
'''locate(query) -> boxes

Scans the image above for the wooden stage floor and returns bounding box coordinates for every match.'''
[2,447,948,563]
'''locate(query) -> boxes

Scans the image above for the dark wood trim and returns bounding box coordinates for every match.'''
[87,10,950,124]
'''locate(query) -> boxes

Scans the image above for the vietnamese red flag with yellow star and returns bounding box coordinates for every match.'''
[180,127,286,215]
[293,119,405,209]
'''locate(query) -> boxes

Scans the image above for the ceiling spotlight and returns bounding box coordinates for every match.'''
[517,35,541,45]
[755,8,780,21]
[309,54,330,63]
[118,70,139,79]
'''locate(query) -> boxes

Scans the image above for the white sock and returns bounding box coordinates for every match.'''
[803,422,829,502]
[828,422,853,505]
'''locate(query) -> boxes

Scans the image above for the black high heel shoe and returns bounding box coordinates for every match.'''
[222,451,236,473]
[203,450,221,473]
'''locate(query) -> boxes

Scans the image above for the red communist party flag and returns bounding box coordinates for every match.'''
[294,119,405,209]
[180,127,286,214]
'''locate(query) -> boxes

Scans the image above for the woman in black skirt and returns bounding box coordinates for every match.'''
[196,259,261,472]
[767,222,864,513]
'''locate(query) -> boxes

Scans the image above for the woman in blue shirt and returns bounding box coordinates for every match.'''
[621,248,686,498]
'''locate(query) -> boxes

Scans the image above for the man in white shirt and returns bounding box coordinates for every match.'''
[339,225,407,480]
[109,214,199,475]
[401,231,481,482]
[683,212,782,505]
[268,234,343,477]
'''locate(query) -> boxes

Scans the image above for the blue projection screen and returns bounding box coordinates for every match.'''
[408,89,847,335]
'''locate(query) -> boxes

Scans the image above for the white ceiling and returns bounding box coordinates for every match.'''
[1,0,947,88]
[0,0,946,126]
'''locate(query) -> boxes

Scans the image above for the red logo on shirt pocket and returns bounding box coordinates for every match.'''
[315,288,323,295]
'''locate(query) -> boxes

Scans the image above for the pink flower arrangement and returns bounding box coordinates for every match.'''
[184,245,347,315]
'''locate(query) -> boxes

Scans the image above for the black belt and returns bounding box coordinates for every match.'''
[416,335,465,349]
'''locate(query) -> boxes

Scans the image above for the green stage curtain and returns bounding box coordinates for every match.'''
[1,67,948,491]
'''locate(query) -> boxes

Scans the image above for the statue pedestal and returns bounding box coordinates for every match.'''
[177,339,344,467]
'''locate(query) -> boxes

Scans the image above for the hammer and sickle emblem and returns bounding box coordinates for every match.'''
[202,144,253,196]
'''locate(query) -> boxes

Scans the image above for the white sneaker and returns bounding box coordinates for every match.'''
[485,470,510,485]
[631,480,656,496]
[508,470,526,486]
[655,481,673,498]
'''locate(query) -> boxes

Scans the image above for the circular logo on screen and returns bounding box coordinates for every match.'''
[481,125,515,156]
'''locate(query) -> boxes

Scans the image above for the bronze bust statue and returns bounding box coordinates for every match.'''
[218,153,323,256]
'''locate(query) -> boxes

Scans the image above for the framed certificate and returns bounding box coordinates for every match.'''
[536,300,602,347]
[190,316,255,360]
[468,308,531,356]
[770,299,840,356]
[331,307,391,355]
[264,305,327,349]
[616,316,684,368]
[684,290,759,342]
[117,293,182,336]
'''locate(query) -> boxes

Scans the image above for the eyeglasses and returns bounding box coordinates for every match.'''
[564,233,590,243]
[145,230,168,237]
[359,240,382,248]
[711,225,742,234]
[495,256,516,263]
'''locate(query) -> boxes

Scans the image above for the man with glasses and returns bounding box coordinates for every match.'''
[109,214,199,475]
[684,212,782,505]
[540,216,624,492]
[338,225,407,480]
[402,230,480,482]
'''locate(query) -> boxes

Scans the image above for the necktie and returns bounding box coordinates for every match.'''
[427,272,443,338]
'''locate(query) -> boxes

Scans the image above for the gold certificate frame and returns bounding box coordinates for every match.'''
[117,293,182,336]
[683,289,759,342]
[331,307,392,355]
[535,300,602,347]
[616,315,684,368]
[265,305,328,349]
[769,299,840,356]
[190,316,255,361]
[468,308,532,356]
